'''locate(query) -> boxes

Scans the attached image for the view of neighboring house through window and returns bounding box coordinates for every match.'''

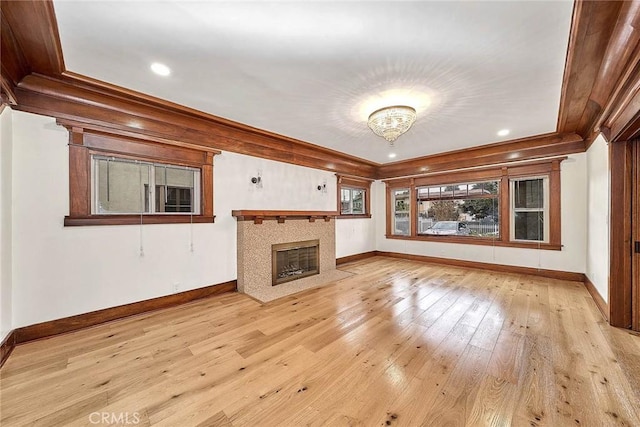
[416,180,500,237]
[340,187,365,215]
[511,177,548,242]
[392,188,410,235]
[93,156,200,215]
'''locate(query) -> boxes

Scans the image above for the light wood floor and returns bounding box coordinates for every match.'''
[2,257,640,426]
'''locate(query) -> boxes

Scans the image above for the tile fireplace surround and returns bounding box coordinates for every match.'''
[233,210,352,302]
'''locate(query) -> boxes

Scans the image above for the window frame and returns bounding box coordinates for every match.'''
[384,158,563,250]
[509,176,550,243]
[416,180,500,238]
[63,123,218,226]
[337,175,372,219]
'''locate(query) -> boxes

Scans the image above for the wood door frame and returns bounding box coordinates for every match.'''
[633,142,640,331]
[609,139,637,330]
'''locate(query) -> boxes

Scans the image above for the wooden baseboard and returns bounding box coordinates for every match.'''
[0,330,16,369]
[584,275,610,322]
[374,251,586,282]
[13,280,237,344]
[336,251,377,265]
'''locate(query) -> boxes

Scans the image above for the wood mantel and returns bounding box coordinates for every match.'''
[231,210,339,224]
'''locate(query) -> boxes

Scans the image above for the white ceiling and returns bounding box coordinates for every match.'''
[53,1,574,164]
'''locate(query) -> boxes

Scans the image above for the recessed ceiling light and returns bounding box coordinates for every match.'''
[150,62,171,76]
[497,129,510,137]
[388,153,397,159]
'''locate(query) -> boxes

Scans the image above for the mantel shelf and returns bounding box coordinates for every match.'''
[231,210,339,224]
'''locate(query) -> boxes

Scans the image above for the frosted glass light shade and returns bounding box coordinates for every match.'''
[367,105,417,143]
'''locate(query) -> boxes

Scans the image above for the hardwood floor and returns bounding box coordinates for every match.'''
[1,257,639,426]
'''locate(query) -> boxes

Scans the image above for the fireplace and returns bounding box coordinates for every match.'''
[234,210,351,302]
[272,240,319,285]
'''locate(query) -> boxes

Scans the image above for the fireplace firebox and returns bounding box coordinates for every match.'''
[272,240,320,286]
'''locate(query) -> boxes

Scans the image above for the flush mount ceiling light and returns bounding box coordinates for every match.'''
[367,105,417,145]
[150,62,171,76]
[497,129,510,137]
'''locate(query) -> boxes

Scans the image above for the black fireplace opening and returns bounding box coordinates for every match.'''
[272,239,320,286]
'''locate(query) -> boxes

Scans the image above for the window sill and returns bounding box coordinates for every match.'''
[337,214,372,219]
[64,215,215,226]
[384,234,561,251]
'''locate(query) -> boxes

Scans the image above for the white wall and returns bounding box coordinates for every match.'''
[6,109,600,330]
[375,153,588,274]
[10,111,344,328]
[586,134,609,302]
[0,108,13,342]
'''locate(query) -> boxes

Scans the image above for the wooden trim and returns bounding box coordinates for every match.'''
[13,280,237,344]
[1,3,379,178]
[633,140,640,331]
[79,129,218,166]
[594,5,640,143]
[384,158,564,250]
[376,133,584,179]
[336,251,377,265]
[383,234,562,251]
[609,140,633,328]
[382,156,567,185]
[374,251,585,282]
[65,126,216,226]
[68,142,90,218]
[232,210,338,223]
[0,3,35,88]
[337,175,372,217]
[337,214,372,219]
[549,159,562,247]
[64,215,215,227]
[0,0,64,78]
[0,75,17,106]
[499,167,510,244]
[556,1,621,137]
[14,74,379,178]
[0,330,16,369]
[584,274,610,322]
[385,183,392,236]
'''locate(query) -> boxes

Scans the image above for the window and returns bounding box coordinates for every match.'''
[341,187,365,215]
[92,157,200,215]
[392,188,410,235]
[337,175,372,218]
[63,124,217,226]
[417,180,499,238]
[384,158,562,249]
[510,177,549,243]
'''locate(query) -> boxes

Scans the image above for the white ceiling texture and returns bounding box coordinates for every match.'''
[53,1,574,164]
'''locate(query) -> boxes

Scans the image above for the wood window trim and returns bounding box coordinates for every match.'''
[63,124,219,226]
[337,175,372,219]
[383,158,564,250]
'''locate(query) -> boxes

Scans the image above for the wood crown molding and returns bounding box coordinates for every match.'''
[376,133,581,180]
[6,0,640,179]
[558,1,640,143]
[13,73,379,178]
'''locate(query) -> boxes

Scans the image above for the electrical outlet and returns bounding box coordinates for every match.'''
[172,282,180,293]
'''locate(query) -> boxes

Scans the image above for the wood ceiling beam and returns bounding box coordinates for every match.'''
[558,0,640,144]
[0,0,64,78]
